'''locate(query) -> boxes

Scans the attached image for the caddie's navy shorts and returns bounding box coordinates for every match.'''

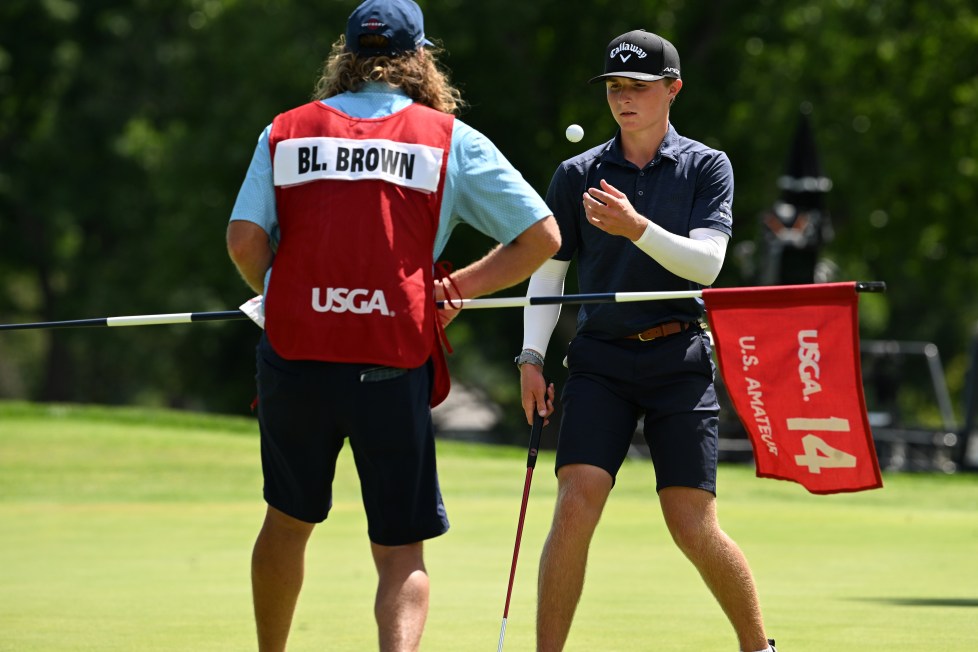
[255,334,449,546]
[556,327,720,494]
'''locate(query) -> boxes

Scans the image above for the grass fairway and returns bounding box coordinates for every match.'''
[1,401,977,651]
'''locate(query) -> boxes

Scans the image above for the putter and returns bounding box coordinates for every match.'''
[497,408,545,652]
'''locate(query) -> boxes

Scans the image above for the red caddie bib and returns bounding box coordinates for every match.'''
[266,101,454,404]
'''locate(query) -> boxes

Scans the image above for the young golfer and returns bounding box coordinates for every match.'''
[226,1,559,650]
[517,30,777,652]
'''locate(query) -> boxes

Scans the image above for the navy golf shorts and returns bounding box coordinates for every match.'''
[556,328,720,494]
[254,334,449,546]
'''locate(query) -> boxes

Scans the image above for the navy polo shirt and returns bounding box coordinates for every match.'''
[546,124,734,339]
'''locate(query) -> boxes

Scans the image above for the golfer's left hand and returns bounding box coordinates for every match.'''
[582,179,647,241]
[520,364,555,427]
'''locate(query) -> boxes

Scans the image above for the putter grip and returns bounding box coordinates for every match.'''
[526,409,544,469]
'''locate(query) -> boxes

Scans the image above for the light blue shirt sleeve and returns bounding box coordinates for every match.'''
[229,125,279,248]
[228,85,552,285]
[435,119,551,258]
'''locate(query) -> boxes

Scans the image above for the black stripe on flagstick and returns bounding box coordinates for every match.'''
[0,318,109,331]
[855,281,886,292]
[527,293,616,305]
[189,311,250,323]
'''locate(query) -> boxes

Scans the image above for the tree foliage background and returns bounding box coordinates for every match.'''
[2,0,977,437]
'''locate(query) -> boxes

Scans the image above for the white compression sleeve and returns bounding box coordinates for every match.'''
[522,258,570,357]
[632,224,729,286]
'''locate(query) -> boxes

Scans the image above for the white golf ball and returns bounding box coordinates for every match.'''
[565,124,584,143]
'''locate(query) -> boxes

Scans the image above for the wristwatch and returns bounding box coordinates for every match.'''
[514,349,545,368]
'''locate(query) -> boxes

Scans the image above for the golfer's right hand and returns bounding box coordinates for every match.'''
[520,364,555,426]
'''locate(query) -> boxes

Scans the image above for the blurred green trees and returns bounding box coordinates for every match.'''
[2,0,977,433]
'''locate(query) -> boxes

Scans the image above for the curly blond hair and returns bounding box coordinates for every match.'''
[312,36,465,115]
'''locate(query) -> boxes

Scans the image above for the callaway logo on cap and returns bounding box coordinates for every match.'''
[588,29,681,83]
[346,0,434,57]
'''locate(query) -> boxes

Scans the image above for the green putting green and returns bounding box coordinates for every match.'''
[1,401,976,651]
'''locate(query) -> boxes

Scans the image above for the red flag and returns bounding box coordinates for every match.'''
[703,282,883,494]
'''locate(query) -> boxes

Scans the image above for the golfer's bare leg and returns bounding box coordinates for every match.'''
[537,464,613,652]
[371,541,429,652]
[252,506,316,652]
[659,487,768,652]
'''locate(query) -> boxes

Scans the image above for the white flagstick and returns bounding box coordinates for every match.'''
[0,291,699,331]
[0,283,885,332]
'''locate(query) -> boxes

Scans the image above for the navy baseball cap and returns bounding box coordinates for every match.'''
[588,30,681,84]
[346,0,434,57]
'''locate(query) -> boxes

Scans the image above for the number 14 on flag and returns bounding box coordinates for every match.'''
[788,417,858,474]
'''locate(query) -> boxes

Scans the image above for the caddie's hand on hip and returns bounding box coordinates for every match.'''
[582,178,646,240]
[519,364,555,426]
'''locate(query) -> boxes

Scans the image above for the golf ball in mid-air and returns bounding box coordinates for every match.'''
[565,124,584,143]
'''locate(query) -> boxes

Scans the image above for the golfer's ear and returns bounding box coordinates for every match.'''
[667,78,682,98]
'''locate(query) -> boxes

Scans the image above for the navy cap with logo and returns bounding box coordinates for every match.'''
[588,29,681,84]
[346,0,434,57]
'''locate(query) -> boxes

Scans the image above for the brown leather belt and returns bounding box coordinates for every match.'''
[625,320,694,341]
